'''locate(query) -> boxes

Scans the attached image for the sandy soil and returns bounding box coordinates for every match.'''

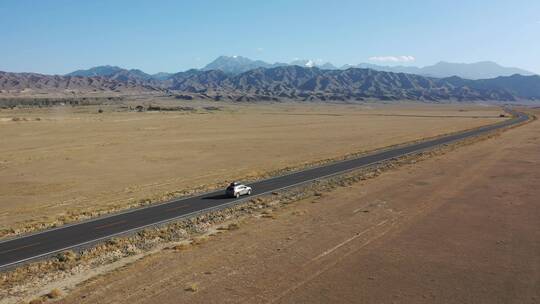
[55,109,539,304]
[0,102,502,232]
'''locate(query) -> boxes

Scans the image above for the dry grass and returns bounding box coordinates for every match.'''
[47,288,62,299]
[46,113,540,304]
[262,210,277,219]
[2,116,529,304]
[227,223,240,230]
[291,210,307,216]
[184,283,199,292]
[56,250,77,262]
[191,236,209,245]
[0,102,502,236]
[170,243,191,251]
[218,222,241,231]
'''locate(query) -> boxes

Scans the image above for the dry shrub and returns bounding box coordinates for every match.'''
[227,223,240,230]
[217,222,240,231]
[185,283,199,292]
[262,210,276,219]
[191,236,208,245]
[47,288,62,299]
[171,243,191,251]
[107,238,120,245]
[56,250,77,262]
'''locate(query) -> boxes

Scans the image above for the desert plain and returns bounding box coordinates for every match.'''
[0,100,503,235]
[53,108,540,304]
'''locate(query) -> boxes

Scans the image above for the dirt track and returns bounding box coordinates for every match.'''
[53,111,540,304]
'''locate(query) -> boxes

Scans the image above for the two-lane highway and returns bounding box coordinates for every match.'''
[0,112,529,270]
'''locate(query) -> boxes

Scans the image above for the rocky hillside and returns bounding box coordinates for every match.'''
[1,66,539,102]
[0,71,163,94]
[165,66,531,101]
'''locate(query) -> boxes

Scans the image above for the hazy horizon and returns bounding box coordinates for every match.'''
[1,0,539,74]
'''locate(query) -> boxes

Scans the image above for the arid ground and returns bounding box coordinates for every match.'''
[0,102,502,233]
[52,108,540,304]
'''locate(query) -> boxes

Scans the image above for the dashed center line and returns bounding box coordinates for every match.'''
[94,220,127,230]
[0,242,41,255]
[166,205,190,212]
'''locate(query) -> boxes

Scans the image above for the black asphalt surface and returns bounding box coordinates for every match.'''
[0,112,528,270]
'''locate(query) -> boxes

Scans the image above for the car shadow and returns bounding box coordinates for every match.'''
[202,193,231,200]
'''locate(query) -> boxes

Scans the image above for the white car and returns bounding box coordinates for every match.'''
[226,182,252,198]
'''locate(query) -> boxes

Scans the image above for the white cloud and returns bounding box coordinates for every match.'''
[256,47,264,52]
[369,55,416,63]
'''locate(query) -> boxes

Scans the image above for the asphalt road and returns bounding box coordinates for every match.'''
[0,112,529,270]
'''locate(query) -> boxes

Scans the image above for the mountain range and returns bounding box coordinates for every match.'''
[62,56,535,81]
[201,56,288,74]
[349,61,535,80]
[202,56,337,74]
[198,56,534,79]
[66,65,171,81]
[2,64,539,102]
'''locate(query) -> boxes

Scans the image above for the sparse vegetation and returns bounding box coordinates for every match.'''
[1,105,526,304]
[147,105,195,112]
[192,235,209,245]
[56,250,77,262]
[185,283,199,292]
[170,243,191,251]
[262,210,276,219]
[0,121,526,304]
[47,288,62,299]
[227,223,240,230]
[0,104,502,240]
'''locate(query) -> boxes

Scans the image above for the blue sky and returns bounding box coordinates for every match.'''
[1,0,539,74]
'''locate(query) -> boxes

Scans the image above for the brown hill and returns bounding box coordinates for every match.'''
[1,67,539,102]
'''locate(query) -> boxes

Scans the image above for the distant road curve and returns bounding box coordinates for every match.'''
[0,111,529,270]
